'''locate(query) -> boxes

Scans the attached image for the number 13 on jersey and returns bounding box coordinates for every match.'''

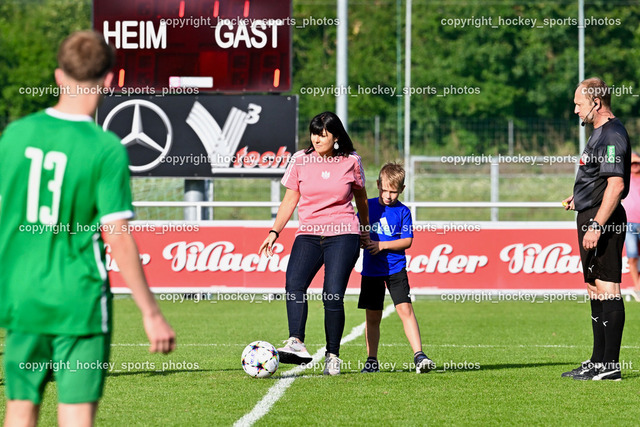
[25,147,67,224]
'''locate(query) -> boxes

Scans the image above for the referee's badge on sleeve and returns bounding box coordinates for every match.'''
[606,145,615,163]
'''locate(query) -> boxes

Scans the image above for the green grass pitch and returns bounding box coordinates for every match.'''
[1,295,640,425]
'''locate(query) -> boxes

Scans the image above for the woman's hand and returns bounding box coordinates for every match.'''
[359,229,371,248]
[259,232,278,257]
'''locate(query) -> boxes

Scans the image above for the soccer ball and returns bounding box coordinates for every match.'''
[241,341,279,378]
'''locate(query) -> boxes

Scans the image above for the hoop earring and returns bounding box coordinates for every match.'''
[334,141,339,150]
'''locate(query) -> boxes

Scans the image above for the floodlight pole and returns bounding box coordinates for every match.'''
[404,0,412,201]
[396,0,403,155]
[578,0,585,154]
[336,0,348,129]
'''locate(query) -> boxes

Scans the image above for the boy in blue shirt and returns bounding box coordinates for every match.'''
[359,162,435,373]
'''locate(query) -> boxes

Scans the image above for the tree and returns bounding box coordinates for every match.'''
[0,0,91,129]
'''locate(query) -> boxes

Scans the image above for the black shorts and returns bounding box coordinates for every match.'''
[358,269,412,310]
[577,204,627,283]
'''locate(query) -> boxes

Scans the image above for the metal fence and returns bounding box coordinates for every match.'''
[298,116,640,168]
[133,200,562,222]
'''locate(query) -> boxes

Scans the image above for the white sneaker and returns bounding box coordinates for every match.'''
[277,337,312,365]
[323,353,341,375]
[633,290,640,302]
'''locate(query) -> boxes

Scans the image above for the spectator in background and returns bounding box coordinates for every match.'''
[623,152,640,301]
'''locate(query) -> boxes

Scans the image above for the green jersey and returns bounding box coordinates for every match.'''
[0,108,133,335]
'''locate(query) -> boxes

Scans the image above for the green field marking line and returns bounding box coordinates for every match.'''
[233,303,397,427]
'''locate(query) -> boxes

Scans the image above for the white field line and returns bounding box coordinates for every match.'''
[92,343,640,350]
[233,303,397,427]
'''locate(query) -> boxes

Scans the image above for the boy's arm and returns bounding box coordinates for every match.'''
[103,219,176,354]
[365,237,412,255]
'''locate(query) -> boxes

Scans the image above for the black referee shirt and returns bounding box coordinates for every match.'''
[573,117,631,212]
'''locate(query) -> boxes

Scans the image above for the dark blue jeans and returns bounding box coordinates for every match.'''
[285,234,361,356]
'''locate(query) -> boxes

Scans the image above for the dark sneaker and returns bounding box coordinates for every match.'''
[573,363,603,380]
[593,364,622,381]
[277,337,313,365]
[415,352,436,374]
[361,358,380,373]
[561,360,592,378]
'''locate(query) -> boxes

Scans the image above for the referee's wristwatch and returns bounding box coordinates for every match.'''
[587,219,603,233]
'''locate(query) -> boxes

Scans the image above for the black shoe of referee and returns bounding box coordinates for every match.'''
[572,362,622,381]
[592,366,622,381]
[561,360,592,378]
[574,362,622,381]
[572,363,601,380]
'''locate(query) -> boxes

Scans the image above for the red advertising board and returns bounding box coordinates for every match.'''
[106,222,634,293]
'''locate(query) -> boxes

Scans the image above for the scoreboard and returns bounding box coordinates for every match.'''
[93,0,292,92]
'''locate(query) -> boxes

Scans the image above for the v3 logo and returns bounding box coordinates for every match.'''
[186,102,261,169]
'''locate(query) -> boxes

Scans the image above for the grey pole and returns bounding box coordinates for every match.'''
[404,0,412,201]
[578,0,585,154]
[396,0,403,154]
[490,162,499,221]
[184,179,206,221]
[271,179,280,219]
[336,0,348,128]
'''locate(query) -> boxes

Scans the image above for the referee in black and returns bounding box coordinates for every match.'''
[562,77,631,381]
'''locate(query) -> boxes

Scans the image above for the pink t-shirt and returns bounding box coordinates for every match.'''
[624,174,640,223]
[281,149,365,236]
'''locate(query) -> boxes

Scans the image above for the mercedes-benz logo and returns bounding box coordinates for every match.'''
[102,100,173,172]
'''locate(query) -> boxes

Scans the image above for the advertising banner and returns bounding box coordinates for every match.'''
[107,223,635,293]
[97,95,297,177]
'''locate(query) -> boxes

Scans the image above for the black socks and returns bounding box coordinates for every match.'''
[601,297,625,371]
[589,298,605,363]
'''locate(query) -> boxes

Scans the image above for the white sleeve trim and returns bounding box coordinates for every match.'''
[100,210,134,224]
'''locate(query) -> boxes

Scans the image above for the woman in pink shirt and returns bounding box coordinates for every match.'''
[624,152,640,300]
[259,112,369,375]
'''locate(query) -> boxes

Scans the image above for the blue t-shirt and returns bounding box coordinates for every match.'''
[362,197,413,276]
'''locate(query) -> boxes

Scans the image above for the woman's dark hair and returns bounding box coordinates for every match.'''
[305,111,355,157]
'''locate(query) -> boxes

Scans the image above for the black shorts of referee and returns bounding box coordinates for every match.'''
[577,203,627,284]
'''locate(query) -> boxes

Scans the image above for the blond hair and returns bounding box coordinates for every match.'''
[378,162,405,189]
